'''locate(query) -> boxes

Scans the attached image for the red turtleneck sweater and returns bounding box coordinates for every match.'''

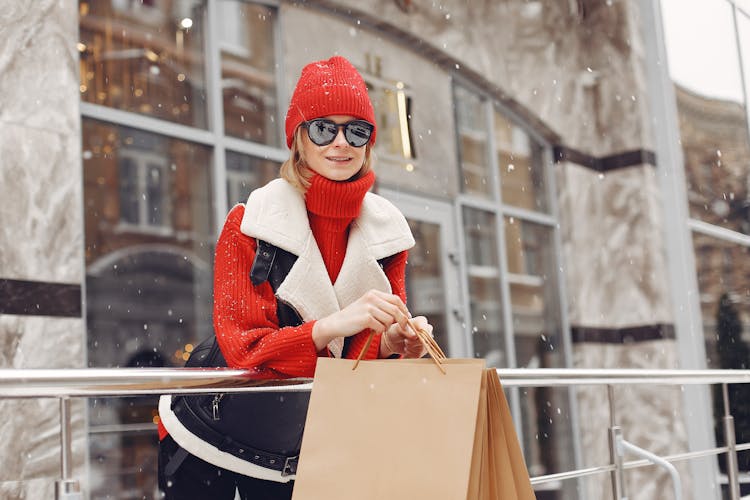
[158,171,408,439]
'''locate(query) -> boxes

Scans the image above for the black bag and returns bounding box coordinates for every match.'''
[169,336,309,476]
[167,240,307,477]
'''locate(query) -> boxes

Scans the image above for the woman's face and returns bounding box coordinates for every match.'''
[300,115,368,182]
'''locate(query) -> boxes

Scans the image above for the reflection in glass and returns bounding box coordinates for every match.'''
[495,110,548,213]
[220,2,279,145]
[663,1,750,235]
[404,220,450,356]
[661,0,743,102]
[694,234,750,369]
[462,207,504,365]
[505,217,572,478]
[78,0,208,128]
[225,151,279,208]
[677,84,750,234]
[367,79,417,171]
[692,233,750,471]
[455,84,492,198]
[83,118,214,497]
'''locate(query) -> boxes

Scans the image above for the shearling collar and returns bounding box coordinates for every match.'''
[239,178,415,357]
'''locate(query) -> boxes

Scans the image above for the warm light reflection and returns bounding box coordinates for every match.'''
[78,2,208,128]
[144,49,159,62]
[396,89,412,159]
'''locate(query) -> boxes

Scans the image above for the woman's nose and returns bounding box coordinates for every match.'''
[331,127,348,146]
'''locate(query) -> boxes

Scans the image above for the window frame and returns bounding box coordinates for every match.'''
[116,148,173,234]
[80,0,287,241]
[451,77,578,476]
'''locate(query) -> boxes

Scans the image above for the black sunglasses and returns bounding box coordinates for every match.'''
[302,119,374,148]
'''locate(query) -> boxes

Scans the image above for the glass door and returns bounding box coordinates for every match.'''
[379,189,465,357]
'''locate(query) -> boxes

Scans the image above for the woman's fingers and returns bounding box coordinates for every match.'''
[314,290,418,351]
[402,316,433,358]
[379,315,435,358]
[364,291,410,332]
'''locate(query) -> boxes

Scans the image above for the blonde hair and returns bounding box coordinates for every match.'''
[279,126,374,193]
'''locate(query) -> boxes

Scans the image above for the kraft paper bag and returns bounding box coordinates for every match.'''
[292,357,536,500]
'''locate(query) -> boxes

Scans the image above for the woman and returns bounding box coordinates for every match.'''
[158,55,432,499]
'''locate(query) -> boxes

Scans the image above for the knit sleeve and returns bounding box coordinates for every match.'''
[343,250,409,360]
[213,205,320,378]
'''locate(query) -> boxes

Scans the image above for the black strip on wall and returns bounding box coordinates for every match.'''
[571,324,675,344]
[0,279,82,318]
[554,146,657,173]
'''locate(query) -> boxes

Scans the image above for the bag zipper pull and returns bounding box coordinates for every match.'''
[212,394,223,420]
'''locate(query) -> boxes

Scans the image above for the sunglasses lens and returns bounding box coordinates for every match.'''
[344,121,373,147]
[307,120,338,146]
[305,119,373,147]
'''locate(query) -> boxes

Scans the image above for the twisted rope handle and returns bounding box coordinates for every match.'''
[352,317,447,373]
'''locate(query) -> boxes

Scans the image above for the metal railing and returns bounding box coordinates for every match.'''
[2,367,750,500]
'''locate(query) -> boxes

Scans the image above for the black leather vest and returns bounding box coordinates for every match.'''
[169,239,307,477]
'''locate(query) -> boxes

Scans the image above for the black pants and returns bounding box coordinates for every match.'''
[158,436,294,500]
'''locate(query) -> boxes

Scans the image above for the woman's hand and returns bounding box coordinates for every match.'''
[311,289,411,351]
[380,315,433,359]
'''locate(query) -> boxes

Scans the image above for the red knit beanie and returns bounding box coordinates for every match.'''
[285,56,377,148]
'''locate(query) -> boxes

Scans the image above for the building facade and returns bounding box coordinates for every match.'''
[1,0,749,498]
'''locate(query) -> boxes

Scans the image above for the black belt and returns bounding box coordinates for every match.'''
[171,398,300,476]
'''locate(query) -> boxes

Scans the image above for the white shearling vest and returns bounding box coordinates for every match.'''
[239,178,415,357]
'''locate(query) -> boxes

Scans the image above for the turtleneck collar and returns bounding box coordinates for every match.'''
[304,170,375,226]
[304,170,375,283]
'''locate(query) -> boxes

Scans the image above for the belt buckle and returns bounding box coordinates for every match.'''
[281,455,298,477]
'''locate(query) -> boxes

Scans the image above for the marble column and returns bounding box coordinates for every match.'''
[0,1,86,498]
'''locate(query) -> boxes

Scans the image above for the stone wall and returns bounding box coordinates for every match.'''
[0,1,86,497]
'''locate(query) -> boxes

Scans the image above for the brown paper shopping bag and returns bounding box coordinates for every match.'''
[291,356,536,500]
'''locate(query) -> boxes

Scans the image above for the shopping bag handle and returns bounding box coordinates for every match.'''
[352,318,447,373]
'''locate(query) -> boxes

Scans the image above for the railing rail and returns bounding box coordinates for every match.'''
[3,367,750,397]
[2,367,750,500]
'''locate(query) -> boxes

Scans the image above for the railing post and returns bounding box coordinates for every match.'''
[722,384,741,500]
[55,397,82,500]
[609,426,627,500]
[608,385,627,500]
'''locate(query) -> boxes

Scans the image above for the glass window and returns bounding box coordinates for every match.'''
[455,84,492,198]
[505,216,569,477]
[225,151,279,208]
[661,0,750,234]
[82,118,214,498]
[78,0,208,128]
[83,118,214,367]
[661,0,743,103]
[693,234,750,370]
[661,4,750,469]
[692,233,750,470]
[366,77,417,171]
[462,206,505,365]
[220,2,279,145]
[404,219,451,355]
[494,109,549,213]
[118,149,171,230]
[505,217,562,359]
[454,80,571,484]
